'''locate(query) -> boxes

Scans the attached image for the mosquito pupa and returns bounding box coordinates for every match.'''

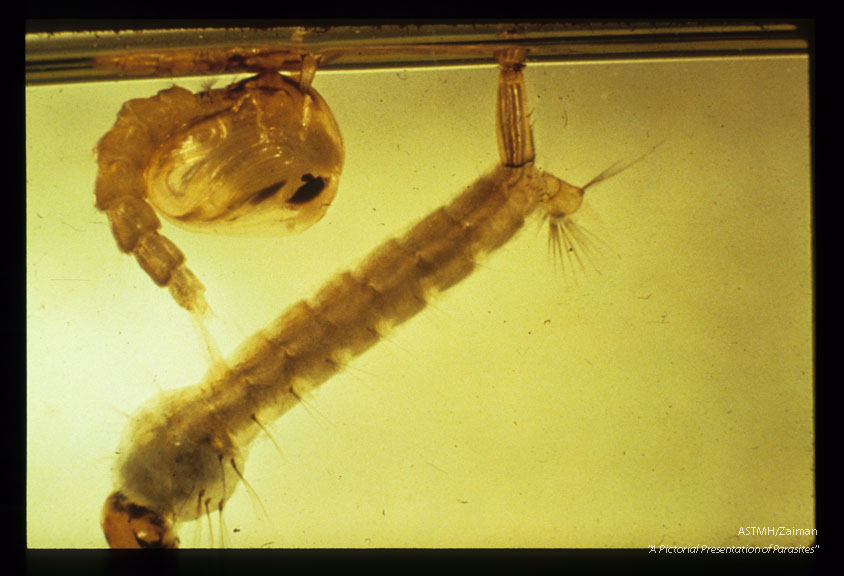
[94,56,344,321]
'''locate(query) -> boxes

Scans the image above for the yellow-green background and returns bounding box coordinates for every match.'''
[27,55,813,548]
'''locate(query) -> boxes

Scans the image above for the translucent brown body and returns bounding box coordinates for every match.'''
[95,69,344,315]
[101,51,596,548]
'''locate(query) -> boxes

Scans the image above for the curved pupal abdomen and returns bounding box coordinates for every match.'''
[147,72,344,235]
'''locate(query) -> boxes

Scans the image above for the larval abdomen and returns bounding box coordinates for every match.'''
[211,165,544,434]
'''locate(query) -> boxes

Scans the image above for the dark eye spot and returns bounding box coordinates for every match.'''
[288,173,325,204]
[250,180,286,205]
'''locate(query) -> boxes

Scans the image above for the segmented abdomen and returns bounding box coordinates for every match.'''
[206,164,545,436]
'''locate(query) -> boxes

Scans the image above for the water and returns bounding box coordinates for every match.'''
[26,46,813,548]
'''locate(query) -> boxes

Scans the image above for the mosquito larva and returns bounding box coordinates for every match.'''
[101,49,642,548]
